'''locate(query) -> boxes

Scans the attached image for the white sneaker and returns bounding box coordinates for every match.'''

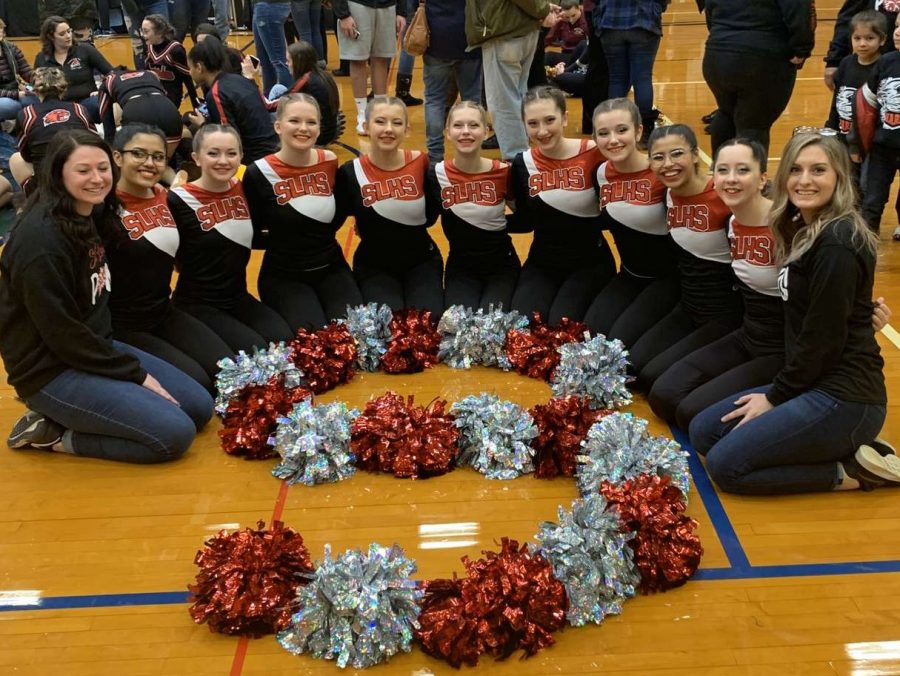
[892,226,900,241]
[356,119,367,136]
[857,444,900,481]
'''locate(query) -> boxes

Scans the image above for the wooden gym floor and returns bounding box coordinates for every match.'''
[3,2,900,673]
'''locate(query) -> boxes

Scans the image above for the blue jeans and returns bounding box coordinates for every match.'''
[212,0,231,40]
[422,53,482,162]
[79,95,101,123]
[481,30,538,159]
[123,0,169,68]
[689,386,886,495]
[291,0,323,60]
[170,0,211,40]
[0,95,38,121]
[253,2,293,94]
[25,342,214,464]
[398,22,413,77]
[600,28,660,116]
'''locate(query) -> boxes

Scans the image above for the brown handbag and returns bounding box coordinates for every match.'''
[404,1,430,57]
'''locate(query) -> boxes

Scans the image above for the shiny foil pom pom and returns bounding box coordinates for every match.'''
[450,394,538,479]
[437,304,529,370]
[601,474,703,593]
[534,494,639,626]
[506,313,590,382]
[219,375,313,459]
[350,392,460,479]
[530,396,612,479]
[416,538,567,666]
[215,342,303,416]
[272,399,359,485]
[340,303,393,372]
[551,334,632,409]
[381,308,441,374]
[188,520,314,637]
[289,322,358,394]
[277,543,422,669]
[576,412,690,498]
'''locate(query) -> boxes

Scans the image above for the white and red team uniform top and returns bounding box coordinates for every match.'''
[729,217,783,354]
[666,179,740,322]
[511,139,614,270]
[595,161,677,278]
[243,150,346,279]
[431,158,518,273]
[108,185,179,331]
[168,179,254,308]
[336,150,440,269]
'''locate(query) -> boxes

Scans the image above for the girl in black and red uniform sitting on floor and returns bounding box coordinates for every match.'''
[628,123,743,391]
[141,13,199,110]
[243,94,362,332]
[336,96,443,318]
[430,100,520,311]
[169,124,293,351]
[583,97,680,347]
[104,124,232,393]
[510,86,616,324]
[10,66,93,195]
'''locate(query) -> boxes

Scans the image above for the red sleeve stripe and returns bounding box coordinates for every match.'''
[73,103,95,131]
[18,106,36,152]
[211,81,228,124]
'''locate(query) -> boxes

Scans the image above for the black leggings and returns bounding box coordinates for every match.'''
[629,304,743,391]
[648,329,785,431]
[354,254,445,319]
[444,254,520,311]
[702,48,797,155]
[259,261,363,332]
[175,292,294,352]
[114,306,232,393]
[583,271,680,346]
[511,258,616,324]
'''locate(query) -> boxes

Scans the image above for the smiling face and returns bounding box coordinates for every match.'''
[364,102,408,152]
[275,99,321,153]
[63,144,114,215]
[593,109,641,164]
[524,98,567,153]
[785,144,837,223]
[713,143,766,210]
[447,106,487,156]
[193,130,241,183]
[114,133,167,192]
[649,134,699,190]
[141,19,162,45]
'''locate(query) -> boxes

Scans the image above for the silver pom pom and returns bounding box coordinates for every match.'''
[437,304,529,370]
[339,303,393,371]
[551,335,632,410]
[451,394,538,479]
[576,413,690,497]
[215,342,304,416]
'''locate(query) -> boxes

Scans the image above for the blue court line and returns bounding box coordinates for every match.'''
[0,591,189,613]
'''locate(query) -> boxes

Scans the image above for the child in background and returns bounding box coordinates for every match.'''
[544,0,589,68]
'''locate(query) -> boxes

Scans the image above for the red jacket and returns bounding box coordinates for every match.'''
[545,14,589,52]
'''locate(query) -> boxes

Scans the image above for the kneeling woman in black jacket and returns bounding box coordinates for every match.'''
[0,130,213,463]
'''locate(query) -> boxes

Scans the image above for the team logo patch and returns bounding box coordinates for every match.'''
[878,77,900,129]
[42,109,71,126]
[68,58,82,69]
[877,0,900,12]
[121,71,144,80]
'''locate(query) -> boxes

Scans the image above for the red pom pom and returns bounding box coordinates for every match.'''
[505,313,588,381]
[601,474,703,593]
[188,520,314,636]
[530,396,612,478]
[381,309,440,374]
[350,391,459,478]
[290,322,357,394]
[416,538,567,666]
[219,375,312,459]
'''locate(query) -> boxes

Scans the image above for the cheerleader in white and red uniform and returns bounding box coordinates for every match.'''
[104,124,231,393]
[583,97,680,346]
[510,86,616,324]
[168,124,293,351]
[243,93,363,332]
[336,96,443,318]
[629,124,743,391]
[430,101,520,311]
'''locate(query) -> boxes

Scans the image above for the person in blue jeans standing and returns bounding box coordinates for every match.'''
[423,0,482,163]
[594,0,668,147]
[170,0,214,42]
[251,0,293,95]
[0,130,213,464]
[291,0,325,63]
[689,132,899,494]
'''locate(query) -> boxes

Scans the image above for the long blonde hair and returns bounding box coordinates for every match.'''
[768,133,877,264]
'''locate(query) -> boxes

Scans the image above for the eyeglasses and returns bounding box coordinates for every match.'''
[792,126,839,137]
[121,148,167,164]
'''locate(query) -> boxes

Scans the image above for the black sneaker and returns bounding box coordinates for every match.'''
[701,109,717,124]
[870,438,897,457]
[482,135,500,150]
[398,92,423,106]
[843,446,900,491]
[7,411,64,449]
[332,68,349,77]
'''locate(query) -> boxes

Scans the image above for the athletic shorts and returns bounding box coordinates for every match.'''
[337,2,397,61]
[121,94,184,144]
